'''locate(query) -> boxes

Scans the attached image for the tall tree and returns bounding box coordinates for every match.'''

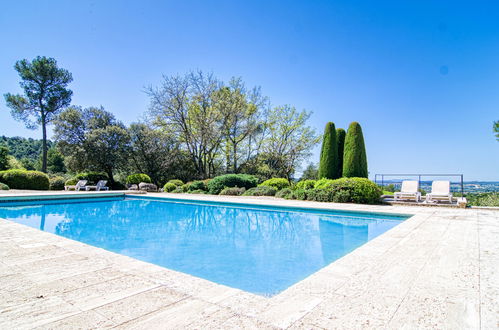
[0,145,9,171]
[4,56,73,172]
[494,120,499,141]
[343,122,368,178]
[146,71,225,178]
[318,122,338,179]
[336,128,346,178]
[301,163,318,180]
[54,106,130,182]
[259,105,319,179]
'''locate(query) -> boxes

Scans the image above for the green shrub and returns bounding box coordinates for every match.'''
[0,169,49,190]
[276,188,293,199]
[308,178,381,204]
[219,186,246,196]
[295,179,316,190]
[314,178,335,189]
[207,174,259,194]
[0,182,9,190]
[171,186,184,193]
[467,192,499,207]
[167,179,184,187]
[188,180,207,191]
[259,178,290,190]
[163,182,177,192]
[243,186,278,196]
[336,128,346,178]
[49,176,66,190]
[65,177,78,186]
[126,173,152,184]
[318,122,339,179]
[292,189,307,200]
[343,122,368,178]
[76,172,109,185]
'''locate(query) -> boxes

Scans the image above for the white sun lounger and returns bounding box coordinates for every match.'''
[425,181,453,203]
[65,180,88,191]
[394,180,421,202]
[85,180,109,191]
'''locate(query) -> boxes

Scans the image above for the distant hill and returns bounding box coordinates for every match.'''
[0,136,54,161]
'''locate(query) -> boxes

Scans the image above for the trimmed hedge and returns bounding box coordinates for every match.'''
[219,187,246,196]
[308,178,381,204]
[188,189,207,195]
[0,182,9,190]
[65,177,78,186]
[0,169,49,190]
[49,176,66,190]
[292,188,307,200]
[343,122,368,178]
[336,128,346,178]
[207,174,259,194]
[188,180,208,191]
[126,173,152,185]
[318,122,339,179]
[163,182,177,192]
[243,186,278,196]
[259,178,290,190]
[167,179,184,187]
[295,179,316,190]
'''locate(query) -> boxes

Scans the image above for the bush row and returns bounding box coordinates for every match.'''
[0,169,49,190]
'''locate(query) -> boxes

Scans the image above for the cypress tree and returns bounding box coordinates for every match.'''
[343,122,368,178]
[336,128,346,178]
[318,122,338,179]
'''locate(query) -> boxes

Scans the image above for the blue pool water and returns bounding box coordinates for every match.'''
[0,196,409,296]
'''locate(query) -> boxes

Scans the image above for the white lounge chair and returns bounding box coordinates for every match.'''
[85,180,109,191]
[394,180,421,202]
[65,180,88,191]
[425,181,453,203]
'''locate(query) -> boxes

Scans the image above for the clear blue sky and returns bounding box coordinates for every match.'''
[1,1,498,180]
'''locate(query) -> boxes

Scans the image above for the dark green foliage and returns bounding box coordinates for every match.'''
[171,186,185,193]
[0,182,9,190]
[494,120,499,141]
[0,169,49,190]
[110,181,126,190]
[259,178,290,190]
[49,176,66,190]
[75,172,109,185]
[188,180,208,191]
[45,148,66,173]
[295,179,316,190]
[0,136,54,163]
[467,192,499,207]
[207,174,259,194]
[336,128,346,178]
[300,163,318,180]
[318,122,339,179]
[4,56,73,172]
[163,182,177,192]
[243,186,278,196]
[126,173,152,184]
[219,187,246,196]
[0,145,9,170]
[276,188,293,199]
[343,122,368,178]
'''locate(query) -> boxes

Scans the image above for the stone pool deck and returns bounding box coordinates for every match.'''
[0,192,497,329]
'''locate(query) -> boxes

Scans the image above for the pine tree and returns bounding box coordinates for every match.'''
[318,122,338,179]
[343,122,368,178]
[336,128,346,177]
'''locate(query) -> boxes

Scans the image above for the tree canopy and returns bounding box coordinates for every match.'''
[4,56,72,172]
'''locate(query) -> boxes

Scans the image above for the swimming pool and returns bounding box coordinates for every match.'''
[0,195,409,296]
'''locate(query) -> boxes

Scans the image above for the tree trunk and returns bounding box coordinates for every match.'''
[41,117,48,173]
